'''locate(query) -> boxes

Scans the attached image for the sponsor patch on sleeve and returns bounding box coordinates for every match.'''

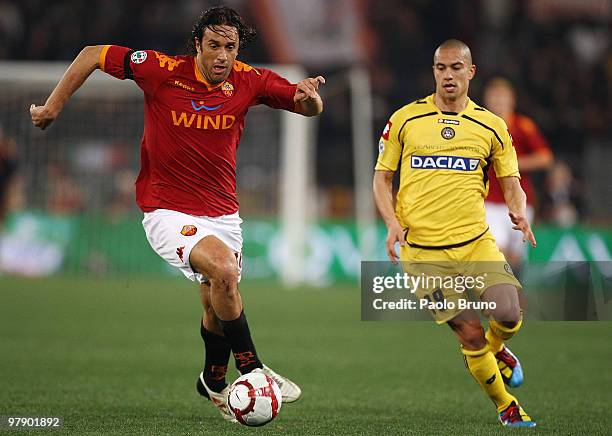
[381,121,392,140]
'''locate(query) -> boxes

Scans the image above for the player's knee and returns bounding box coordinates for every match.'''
[209,260,239,293]
[207,256,240,284]
[483,284,521,324]
[490,302,521,325]
[218,261,239,284]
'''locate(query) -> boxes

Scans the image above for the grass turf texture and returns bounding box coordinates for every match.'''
[1,276,610,435]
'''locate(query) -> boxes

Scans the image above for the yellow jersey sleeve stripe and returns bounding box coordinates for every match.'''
[461,114,504,147]
[374,162,395,171]
[397,111,437,143]
[99,45,111,72]
[496,170,521,178]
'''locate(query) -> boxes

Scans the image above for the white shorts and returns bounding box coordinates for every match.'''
[485,202,534,257]
[142,209,243,284]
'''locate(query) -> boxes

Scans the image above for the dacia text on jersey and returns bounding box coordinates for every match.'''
[411,155,480,171]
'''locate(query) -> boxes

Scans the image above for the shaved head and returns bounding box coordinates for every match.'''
[432,39,476,110]
[434,39,472,65]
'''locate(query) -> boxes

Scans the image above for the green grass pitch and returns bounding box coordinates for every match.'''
[1,276,610,435]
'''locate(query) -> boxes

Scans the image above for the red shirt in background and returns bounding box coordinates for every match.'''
[100,45,297,217]
[487,113,551,205]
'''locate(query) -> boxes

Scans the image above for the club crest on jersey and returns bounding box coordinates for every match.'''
[222,81,234,97]
[131,51,147,64]
[181,225,198,236]
[411,155,480,171]
[441,126,455,139]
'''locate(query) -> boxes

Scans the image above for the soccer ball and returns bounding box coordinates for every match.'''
[227,371,282,426]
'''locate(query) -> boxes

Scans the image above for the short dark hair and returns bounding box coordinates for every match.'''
[187,6,257,54]
[434,39,472,65]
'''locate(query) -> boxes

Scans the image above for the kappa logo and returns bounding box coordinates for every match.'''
[438,118,460,125]
[232,60,260,74]
[222,81,234,97]
[181,225,198,236]
[130,51,147,64]
[504,263,513,275]
[234,351,257,369]
[176,246,185,262]
[411,155,480,171]
[154,51,184,72]
[209,365,228,381]
[441,126,456,139]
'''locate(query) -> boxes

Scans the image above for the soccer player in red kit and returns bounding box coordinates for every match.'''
[483,78,553,271]
[30,7,324,421]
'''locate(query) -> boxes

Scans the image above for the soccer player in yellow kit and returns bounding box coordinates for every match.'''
[373,39,537,427]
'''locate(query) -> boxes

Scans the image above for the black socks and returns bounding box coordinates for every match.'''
[219,311,263,374]
[201,322,231,392]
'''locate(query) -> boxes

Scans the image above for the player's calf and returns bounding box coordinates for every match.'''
[448,315,487,351]
[484,311,525,388]
[207,260,242,321]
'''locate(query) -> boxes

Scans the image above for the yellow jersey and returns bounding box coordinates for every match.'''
[375,94,519,247]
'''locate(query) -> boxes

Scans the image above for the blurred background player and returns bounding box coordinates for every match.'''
[483,77,553,272]
[374,40,537,427]
[30,6,324,422]
[0,123,17,229]
[0,124,18,274]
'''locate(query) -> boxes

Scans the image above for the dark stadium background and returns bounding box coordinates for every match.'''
[1,1,610,434]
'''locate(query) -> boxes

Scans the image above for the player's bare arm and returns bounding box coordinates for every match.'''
[373,169,405,262]
[30,45,104,130]
[499,176,536,247]
[517,149,553,172]
[294,76,325,116]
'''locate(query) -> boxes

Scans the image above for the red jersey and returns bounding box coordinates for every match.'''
[99,45,297,216]
[486,113,551,205]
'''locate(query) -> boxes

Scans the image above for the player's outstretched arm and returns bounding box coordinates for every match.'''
[30,45,105,130]
[293,76,325,116]
[373,169,405,263]
[499,176,537,248]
